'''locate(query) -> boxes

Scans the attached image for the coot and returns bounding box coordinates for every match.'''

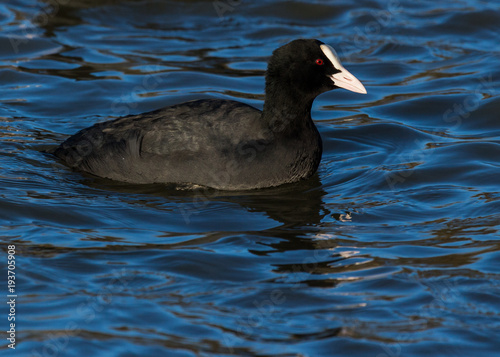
[53,39,366,190]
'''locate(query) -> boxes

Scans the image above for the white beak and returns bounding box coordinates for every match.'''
[319,44,367,94]
[330,67,367,94]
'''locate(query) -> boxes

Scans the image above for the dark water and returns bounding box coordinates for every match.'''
[1,0,500,356]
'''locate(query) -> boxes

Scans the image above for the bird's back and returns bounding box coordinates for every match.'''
[53,99,295,189]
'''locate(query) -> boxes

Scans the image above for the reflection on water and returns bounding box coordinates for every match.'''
[1,0,499,356]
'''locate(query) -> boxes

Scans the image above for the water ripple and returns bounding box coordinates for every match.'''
[0,1,499,356]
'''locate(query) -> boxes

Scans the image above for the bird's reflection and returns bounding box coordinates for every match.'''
[82,171,327,227]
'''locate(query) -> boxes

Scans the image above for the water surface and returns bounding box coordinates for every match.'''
[1,1,499,356]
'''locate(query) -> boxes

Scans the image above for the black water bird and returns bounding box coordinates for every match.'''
[52,39,366,190]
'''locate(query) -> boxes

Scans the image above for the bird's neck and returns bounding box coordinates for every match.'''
[261,77,316,134]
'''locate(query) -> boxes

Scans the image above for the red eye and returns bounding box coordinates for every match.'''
[315,59,324,65]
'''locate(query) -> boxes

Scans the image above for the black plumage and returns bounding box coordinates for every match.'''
[53,39,366,190]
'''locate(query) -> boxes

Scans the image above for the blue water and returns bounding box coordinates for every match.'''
[1,1,500,356]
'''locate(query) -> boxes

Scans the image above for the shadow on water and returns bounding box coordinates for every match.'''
[80,170,328,228]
